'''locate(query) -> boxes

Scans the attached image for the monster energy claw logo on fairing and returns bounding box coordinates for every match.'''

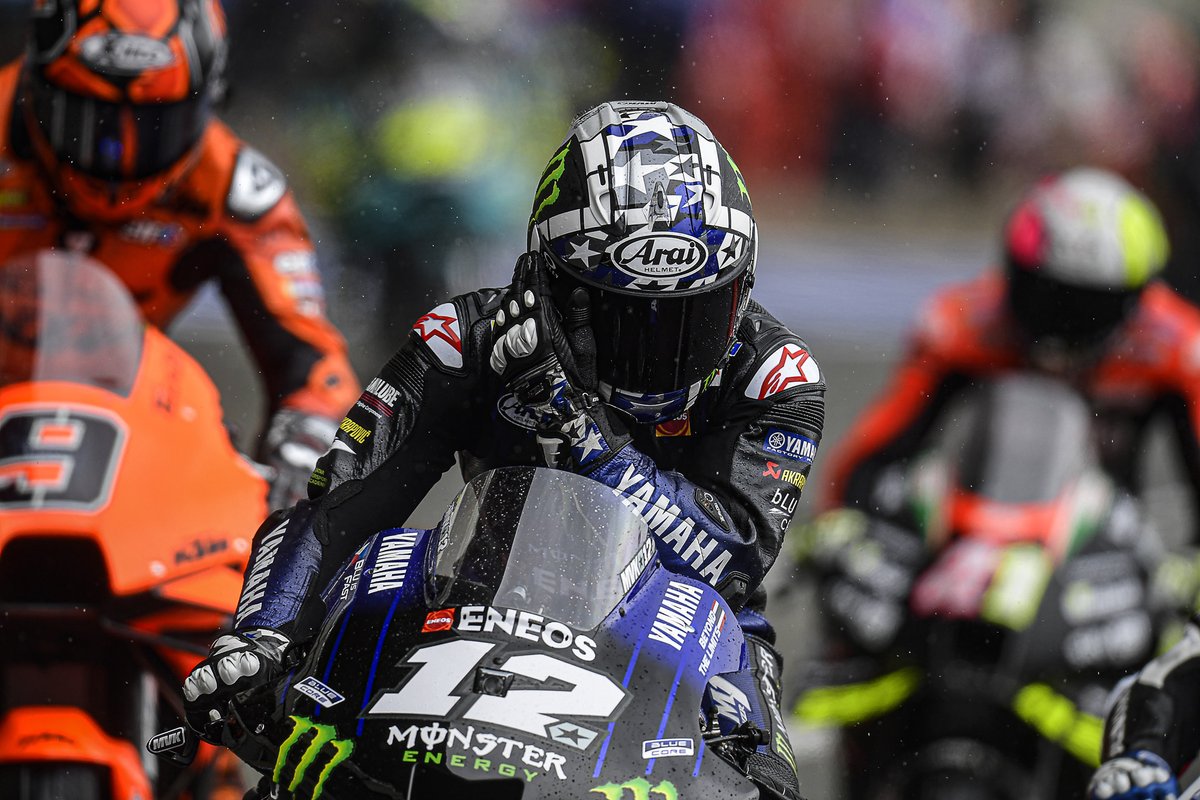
[273,715,355,800]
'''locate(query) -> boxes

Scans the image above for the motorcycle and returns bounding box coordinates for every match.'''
[791,374,1194,800]
[0,250,269,799]
[151,465,792,799]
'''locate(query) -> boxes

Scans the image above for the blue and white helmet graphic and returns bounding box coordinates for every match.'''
[528,101,757,423]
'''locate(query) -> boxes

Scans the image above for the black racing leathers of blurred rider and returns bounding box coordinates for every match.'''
[233,293,824,648]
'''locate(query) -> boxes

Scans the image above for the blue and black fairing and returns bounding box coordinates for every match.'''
[258,466,762,799]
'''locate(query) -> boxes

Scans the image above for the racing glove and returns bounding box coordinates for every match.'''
[489,252,630,472]
[1088,751,1179,800]
[182,628,290,743]
[260,409,339,510]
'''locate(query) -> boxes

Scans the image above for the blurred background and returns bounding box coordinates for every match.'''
[2,0,1198,795]
[3,0,1197,502]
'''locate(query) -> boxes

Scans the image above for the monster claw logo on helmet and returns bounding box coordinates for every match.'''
[20,0,227,220]
[530,101,757,423]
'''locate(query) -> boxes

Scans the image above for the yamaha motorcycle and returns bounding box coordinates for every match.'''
[153,465,790,799]
[791,374,1193,800]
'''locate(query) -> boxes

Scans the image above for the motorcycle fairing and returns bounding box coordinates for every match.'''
[265,524,755,798]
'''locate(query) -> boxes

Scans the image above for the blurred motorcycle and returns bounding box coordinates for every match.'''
[0,250,269,799]
[791,374,1195,800]
[151,465,796,800]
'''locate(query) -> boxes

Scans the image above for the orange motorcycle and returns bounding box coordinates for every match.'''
[0,250,268,798]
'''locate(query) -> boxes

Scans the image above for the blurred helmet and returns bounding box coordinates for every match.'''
[1003,167,1170,348]
[20,0,227,220]
[529,100,756,423]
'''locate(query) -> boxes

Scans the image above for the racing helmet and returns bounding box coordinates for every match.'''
[20,0,227,221]
[1003,167,1170,348]
[529,101,757,423]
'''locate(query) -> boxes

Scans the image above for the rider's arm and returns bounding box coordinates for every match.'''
[585,336,825,610]
[177,147,360,420]
[231,294,493,640]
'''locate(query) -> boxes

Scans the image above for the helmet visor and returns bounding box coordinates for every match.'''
[29,75,207,180]
[1006,264,1141,346]
[559,272,745,395]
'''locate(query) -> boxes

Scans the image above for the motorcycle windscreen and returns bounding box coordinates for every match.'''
[428,466,652,631]
[0,250,142,396]
[954,375,1092,505]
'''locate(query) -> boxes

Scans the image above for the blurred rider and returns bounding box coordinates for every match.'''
[815,166,1200,800]
[181,100,826,799]
[823,168,1200,536]
[0,0,360,508]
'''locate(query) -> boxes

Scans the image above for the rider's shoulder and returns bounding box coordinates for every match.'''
[179,120,293,224]
[1135,282,1200,337]
[725,301,824,406]
[910,272,1008,359]
[407,288,504,375]
[1127,282,1200,380]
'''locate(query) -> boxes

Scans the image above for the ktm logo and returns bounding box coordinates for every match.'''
[591,778,679,800]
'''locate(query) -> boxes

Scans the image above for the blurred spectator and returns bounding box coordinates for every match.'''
[222,0,615,344]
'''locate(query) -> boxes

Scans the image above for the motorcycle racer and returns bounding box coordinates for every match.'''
[822,168,1198,533]
[182,100,825,799]
[0,0,361,509]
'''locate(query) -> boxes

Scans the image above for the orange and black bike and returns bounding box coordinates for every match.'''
[0,250,268,799]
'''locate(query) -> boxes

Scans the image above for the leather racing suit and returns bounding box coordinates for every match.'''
[0,60,360,421]
[231,290,825,786]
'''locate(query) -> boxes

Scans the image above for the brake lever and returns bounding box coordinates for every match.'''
[146,725,199,767]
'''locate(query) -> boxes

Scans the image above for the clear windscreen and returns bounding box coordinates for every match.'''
[954,375,1092,504]
[0,250,143,395]
[428,467,653,630]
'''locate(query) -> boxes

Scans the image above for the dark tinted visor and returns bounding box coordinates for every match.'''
[29,74,207,180]
[1006,263,1140,346]
[554,270,745,395]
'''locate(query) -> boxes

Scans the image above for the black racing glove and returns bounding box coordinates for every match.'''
[489,252,630,471]
[182,628,290,743]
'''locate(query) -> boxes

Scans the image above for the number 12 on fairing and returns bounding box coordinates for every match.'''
[365,639,627,739]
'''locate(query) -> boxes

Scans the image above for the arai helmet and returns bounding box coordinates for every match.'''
[529,100,756,423]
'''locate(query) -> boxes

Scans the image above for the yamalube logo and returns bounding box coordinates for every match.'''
[609,232,708,279]
[79,34,175,75]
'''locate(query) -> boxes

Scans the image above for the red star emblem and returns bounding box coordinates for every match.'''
[759,345,812,399]
[412,312,461,352]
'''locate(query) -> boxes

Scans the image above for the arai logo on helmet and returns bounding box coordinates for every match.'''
[79,34,175,75]
[609,232,708,279]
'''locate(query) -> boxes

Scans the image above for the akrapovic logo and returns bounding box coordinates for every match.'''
[610,232,708,279]
[79,34,175,75]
